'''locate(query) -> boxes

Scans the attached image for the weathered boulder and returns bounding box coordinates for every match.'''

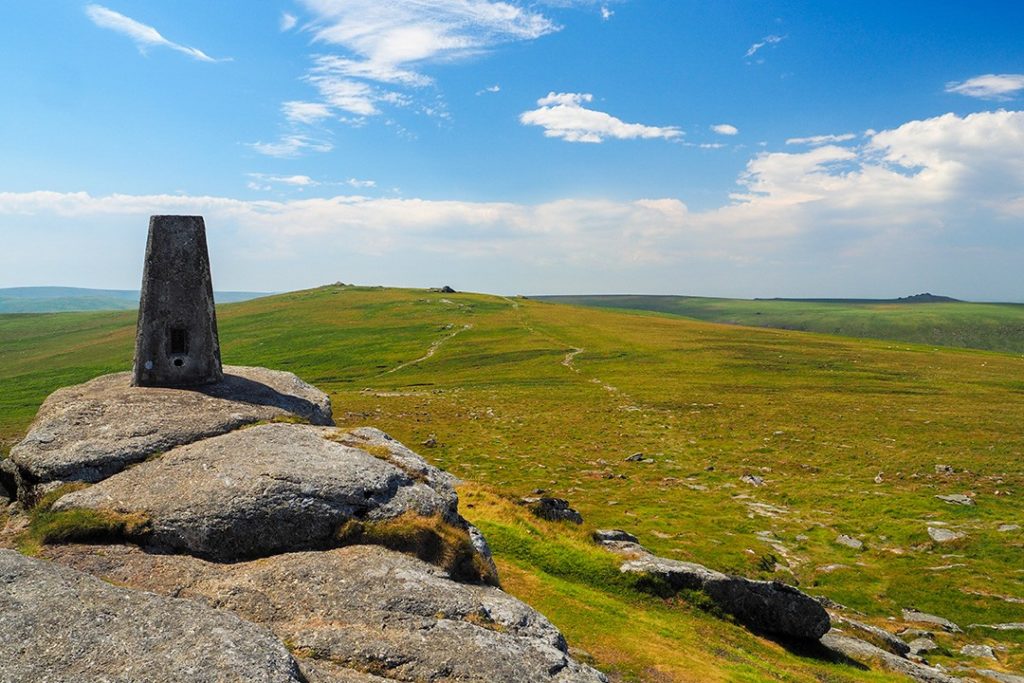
[928,527,966,543]
[52,424,466,562]
[593,529,639,544]
[620,554,829,639]
[42,543,608,683]
[8,365,334,499]
[820,632,962,683]
[836,534,864,550]
[960,644,997,660]
[519,497,584,524]
[908,637,938,656]
[0,549,304,683]
[903,608,963,633]
[936,494,975,506]
[828,613,911,656]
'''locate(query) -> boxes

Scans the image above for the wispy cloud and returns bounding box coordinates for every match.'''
[246,135,334,158]
[84,4,225,63]
[282,101,333,125]
[520,92,682,143]
[247,173,377,190]
[476,84,501,95]
[745,34,785,60]
[786,133,856,146]
[252,1,585,156]
[600,6,614,20]
[280,12,298,31]
[945,73,1024,100]
[711,123,739,136]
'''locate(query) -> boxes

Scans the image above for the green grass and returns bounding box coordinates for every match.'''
[539,294,1024,354]
[2,283,1022,680]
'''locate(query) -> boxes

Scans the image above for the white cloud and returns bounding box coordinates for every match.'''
[945,74,1024,100]
[600,6,614,20]
[476,84,501,95]
[786,133,856,146]
[346,178,377,188]
[711,123,739,136]
[282,101,333,124]
[84,4,225,62]
[8,110,1021,296]
[745,34,785,60]
[248,173,319,187]
[699,143,727,149]
[246,135,334,158]
[280,12,298,31]
[520,92,683,143]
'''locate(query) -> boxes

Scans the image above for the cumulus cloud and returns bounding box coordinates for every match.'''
[786,133,856,146]
[84,4,225,62]
[945,73,1024,100]
[7,110,1022,296]
[712,123,739,136]
[520,92,683,143]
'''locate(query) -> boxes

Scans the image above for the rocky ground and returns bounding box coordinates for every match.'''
[0,368,605,682]
[1,366,1020,682]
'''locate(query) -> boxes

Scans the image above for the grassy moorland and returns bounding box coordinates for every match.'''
[2,286,1023,681]
[538,295,1024,355]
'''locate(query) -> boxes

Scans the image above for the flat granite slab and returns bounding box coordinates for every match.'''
[52,424,463,562]
[8,365,333,498]
[0,549,305,683]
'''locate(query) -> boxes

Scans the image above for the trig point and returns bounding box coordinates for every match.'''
[132,216,223,387]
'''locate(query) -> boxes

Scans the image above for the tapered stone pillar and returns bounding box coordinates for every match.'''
[132,216,223,387]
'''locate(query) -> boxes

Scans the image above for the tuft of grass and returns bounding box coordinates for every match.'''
[16,482,150,554]
[335,512,498,585]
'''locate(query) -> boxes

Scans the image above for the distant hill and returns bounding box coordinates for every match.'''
[536,294,1024,354]
[757,292,962,304]
[0,287,269,313]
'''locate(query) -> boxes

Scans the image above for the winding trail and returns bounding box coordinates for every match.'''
[380,324,473,376]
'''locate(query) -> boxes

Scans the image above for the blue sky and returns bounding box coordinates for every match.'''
[1,1,1023,300]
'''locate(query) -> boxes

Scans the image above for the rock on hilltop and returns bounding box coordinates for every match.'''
[1,367,606,682]
[5,365,333,501]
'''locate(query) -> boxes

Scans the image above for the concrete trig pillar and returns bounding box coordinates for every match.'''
[132,216,224,387]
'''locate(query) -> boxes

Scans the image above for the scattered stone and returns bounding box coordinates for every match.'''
[817,564,851,573]
[928,527,966,543]
[620,554,829,639]
[519,497,584,524]
[741,474,765,487]
[874,472,885,484]
[0,549,305,682]
[909,637,938,656]
[41,544,607,683]
[52,425,468,563]
[8,366,334,499]
[625,453,645,462]
[935,464,955,474]
[975,669,1024,683]
[422,435,438,448]
[829,614,910,656]
[968,623,1024,631]
[997,524,1020,533]
[820,632,962,683]
[902,609,962,633]
[960,644,996,660]
[433,285,457,293]
[936,494,975,506]
[593,529,639,544]
[836,534,864,550]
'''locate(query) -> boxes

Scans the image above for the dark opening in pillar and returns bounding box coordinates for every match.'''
[169,328,189,356]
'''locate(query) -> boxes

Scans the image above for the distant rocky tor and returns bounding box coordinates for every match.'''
[0,367,605,683]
